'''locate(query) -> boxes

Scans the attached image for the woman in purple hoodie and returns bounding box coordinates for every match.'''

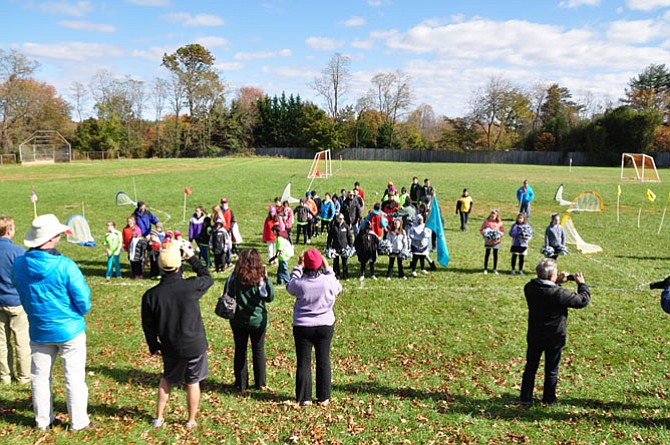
[286,248,342,407]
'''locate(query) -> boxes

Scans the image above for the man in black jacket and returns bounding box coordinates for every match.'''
[141,243,213,429]
[341,191,362,237]
[519,258,590,406]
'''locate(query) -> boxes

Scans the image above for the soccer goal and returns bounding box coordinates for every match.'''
[19,130,71,164]
[307,149,332,179]
[621,153,661,182]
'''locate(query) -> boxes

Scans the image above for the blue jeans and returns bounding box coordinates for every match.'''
[277,261,290,284]
[105,254,121,279]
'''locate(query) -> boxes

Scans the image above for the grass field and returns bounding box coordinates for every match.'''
[1,157,670,444]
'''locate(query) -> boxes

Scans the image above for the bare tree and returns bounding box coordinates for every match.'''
[369,70,412,125]
[311,53,351,119]
[68,81,88,123]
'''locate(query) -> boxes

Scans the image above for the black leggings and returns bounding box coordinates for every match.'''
[511,254,525,271]
[484,248,498,270]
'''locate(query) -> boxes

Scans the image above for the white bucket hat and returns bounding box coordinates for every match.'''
[24,214,71,248]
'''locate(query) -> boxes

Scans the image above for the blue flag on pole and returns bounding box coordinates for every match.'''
[425,195,449,267]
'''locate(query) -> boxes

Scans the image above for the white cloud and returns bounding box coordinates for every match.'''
[36,1,93,17]
[342,16,366,27]
[126,0,171,6]
[195,36,229,49]
[131,46,175,62]
[305,36,344,51]
[607,19,666,43]
[58,20,116,32]
[261,65,317,79]
[22,42,123,61]
[214,62,244,71]
[234,49,292,61]
[626,0,670,11]
[559,0,600,8]
[367,0,390,6]
[162,12,225,27]
[351,38,374,50]
[379,19,670,71]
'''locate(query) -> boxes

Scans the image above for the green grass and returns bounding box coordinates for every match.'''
[1,157,670,444]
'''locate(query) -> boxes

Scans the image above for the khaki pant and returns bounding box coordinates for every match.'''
[0,305,31,384]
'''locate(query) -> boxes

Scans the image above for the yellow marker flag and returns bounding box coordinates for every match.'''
[668,192,670,204]
[617,185,622,197]
[646,189,656,202]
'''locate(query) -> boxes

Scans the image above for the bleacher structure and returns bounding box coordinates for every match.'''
[19,130,71,164]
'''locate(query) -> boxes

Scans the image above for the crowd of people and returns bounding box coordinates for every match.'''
[4,173,655,432]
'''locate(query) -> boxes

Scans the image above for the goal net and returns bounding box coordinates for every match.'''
[554,184,573,206]
[561,214,602,254]
[19,130,71,164]
[567,191,604,213]
[621,153,660,182]
[307,150,332,179]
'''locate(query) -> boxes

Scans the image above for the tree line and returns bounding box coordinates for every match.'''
[1,45,669,165]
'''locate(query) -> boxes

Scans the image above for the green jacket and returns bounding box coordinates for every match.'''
[229,276,275,329]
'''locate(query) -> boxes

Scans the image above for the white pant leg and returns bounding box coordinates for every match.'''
[31,341,57,429]
[267,241,276,261]
[60,332,89,430]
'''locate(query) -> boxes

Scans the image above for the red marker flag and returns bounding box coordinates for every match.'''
[184,186,192,195]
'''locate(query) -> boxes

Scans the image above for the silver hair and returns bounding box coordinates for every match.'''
[535,258,558,280]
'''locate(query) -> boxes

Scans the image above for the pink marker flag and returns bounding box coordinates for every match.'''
[30,190,38,203]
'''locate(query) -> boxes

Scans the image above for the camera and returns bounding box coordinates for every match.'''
[650,276,670,290]
[566,274,575,281]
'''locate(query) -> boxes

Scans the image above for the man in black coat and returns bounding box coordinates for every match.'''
[142,243,214,429]
[341,191,362,237]
[519,258,590,406]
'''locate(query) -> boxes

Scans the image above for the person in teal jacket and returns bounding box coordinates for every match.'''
[12,214,92,431]
[228,249,275,391]
[516,179,535,219]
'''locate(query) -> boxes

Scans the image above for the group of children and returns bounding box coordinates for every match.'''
[479,210,566,275]
[258,178,440,283]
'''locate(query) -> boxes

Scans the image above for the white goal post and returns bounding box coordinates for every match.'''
[620,153,660,182]
[307,149,332,179]
[19,130,71,165]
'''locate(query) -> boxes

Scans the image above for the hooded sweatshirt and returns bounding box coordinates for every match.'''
[12,249,91,343]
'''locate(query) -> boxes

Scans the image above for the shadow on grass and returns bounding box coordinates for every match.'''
[442,266,490,275]
[614,255,670,261]
[202,378,288,403]
[333,381,670,429]
[88,364,157,388]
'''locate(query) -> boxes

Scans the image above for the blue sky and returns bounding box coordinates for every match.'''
[4,0,670,118]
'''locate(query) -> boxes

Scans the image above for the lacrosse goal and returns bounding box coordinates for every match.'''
[621,153,660,182]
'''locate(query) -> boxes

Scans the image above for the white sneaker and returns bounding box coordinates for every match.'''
[152,418,165,429]
[371,275,377,281]
[421,269,428,274]
[359,275,365,281]
[185,421,197,429]
[411,271,417,277]
[386,277,392,281]
[519,270,524,275]
[511,270,516,275]
[402,276,407,280]
[483,269,488,275]
[493,270,499,275]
